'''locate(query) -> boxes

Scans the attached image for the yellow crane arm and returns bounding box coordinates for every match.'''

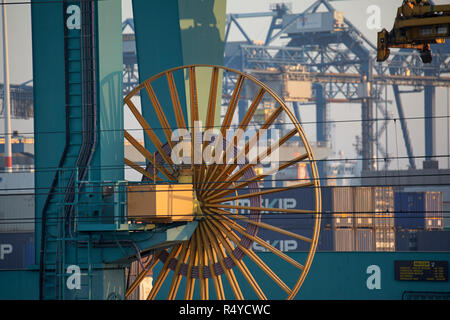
[377,1,450,63]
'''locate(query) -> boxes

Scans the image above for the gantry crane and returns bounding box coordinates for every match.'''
[377,0,450,63]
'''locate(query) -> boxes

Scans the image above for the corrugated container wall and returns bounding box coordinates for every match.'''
[332,187,353,228]
[334,228,354,251]
[353,187,374,228]
[0,194,35,232]
[355,228,374,251]
[374,187,395,228]
[395,230,450,251]
[424,192,443,230]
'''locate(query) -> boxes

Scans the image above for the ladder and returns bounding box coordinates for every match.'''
[39,1,97,300]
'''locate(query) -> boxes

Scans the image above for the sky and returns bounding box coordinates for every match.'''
[0,0,449,172]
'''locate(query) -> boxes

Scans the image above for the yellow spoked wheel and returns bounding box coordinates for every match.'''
[124,65,321,300]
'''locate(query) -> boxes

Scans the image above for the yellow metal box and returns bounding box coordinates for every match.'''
[127,184,195,223]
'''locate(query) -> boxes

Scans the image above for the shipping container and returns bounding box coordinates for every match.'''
[0,194,34,232]
[334,228,354,252]
[353,187,374,228]
[0,232,35,269]
[282,11,344,34]
[375,227,395,252]
[394,191,443,230]
[444,202,450,230]
[395,230,450,251]
[332,186,353,228]
[374,187,395,228]
[403,186,450,229]
[355,228,374,251]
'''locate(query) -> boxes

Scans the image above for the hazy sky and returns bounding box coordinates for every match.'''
[0,0,449,172]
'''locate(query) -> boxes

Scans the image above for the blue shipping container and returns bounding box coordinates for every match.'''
[394,192,443,230]
[0,233,35,269]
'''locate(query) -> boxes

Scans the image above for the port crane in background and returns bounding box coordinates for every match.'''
[377,0,450,63]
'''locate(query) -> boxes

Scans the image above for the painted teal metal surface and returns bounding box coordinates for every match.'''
[0,270,39,300]
[91,0,124,183]
[0,267,125,300]
[132,0,227,152]
[132,0,187,152]
[0,252,449,299]
[31,0,67,265]
[152,252,450,300]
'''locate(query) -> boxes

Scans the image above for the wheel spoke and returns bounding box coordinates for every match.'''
[125,98,175,175]
[221,74,245,136]
[206,208,305,270]
[195,227,208,300]
[208,152,309,201]
[184,235,198,300]
[202,75,245,194]
[206,211,291,296]
[146,245,182,300]
[124,130,174,180]
[167,241,190,300]
[144,81,174,148]
[200,88,266,197]
[199,223,225,300]
[204,217,267,300]
[203,126,297,200]
[206,203,314,214]
[166,71,187,130]
[204,104,282,190]
[208,181,315,204]
[125,158,162,182]
[206,207,313,244]
[189,66,199,181]
[202,219,244,300]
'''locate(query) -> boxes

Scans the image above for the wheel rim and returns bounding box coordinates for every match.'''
[124,64,322,300]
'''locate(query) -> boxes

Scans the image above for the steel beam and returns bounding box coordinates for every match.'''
[392,84,416,169]
[424,72,436,161]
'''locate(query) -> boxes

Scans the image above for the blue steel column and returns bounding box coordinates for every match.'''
[424,70,436,162]
[392,85,416,169]
[314,83,327,185]
[361,59,373,172]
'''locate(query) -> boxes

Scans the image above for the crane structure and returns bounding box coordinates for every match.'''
[0,81,33,119]
[2,0,450,302]
[377,0,450,63]
[26,0,323,301]
[221,0,450,176]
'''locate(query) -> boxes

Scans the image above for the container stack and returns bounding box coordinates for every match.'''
[332,186,395,252]
[373,187,395,252]
[353,187,374,251]
[332,186,355,251]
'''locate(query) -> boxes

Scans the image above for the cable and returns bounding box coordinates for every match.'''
[0,0,107,5]
[1,152,450,173]
[3,113,450,136]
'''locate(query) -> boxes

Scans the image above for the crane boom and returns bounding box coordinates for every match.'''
[377,0,450,63]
